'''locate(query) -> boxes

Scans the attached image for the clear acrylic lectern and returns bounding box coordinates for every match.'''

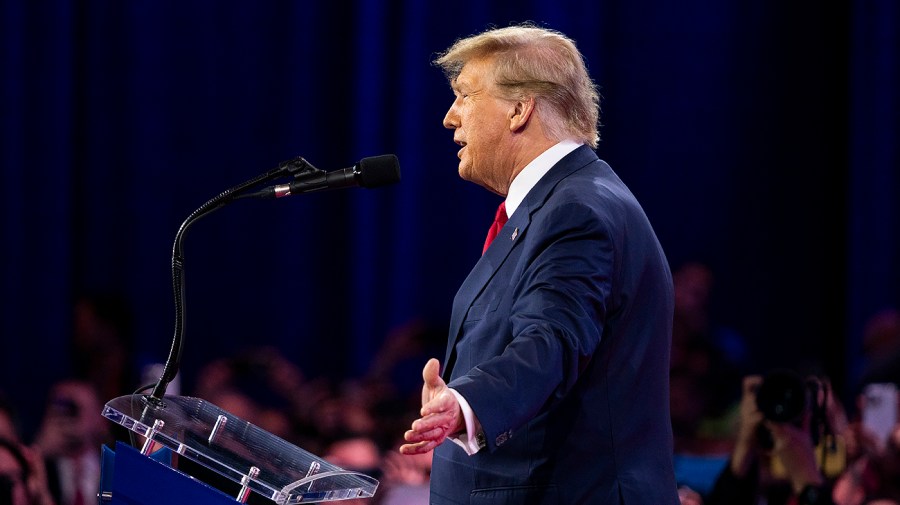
[101,394,379,504]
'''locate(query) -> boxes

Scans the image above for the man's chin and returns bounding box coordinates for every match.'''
[459,170,482,188]
[458,164,474,182]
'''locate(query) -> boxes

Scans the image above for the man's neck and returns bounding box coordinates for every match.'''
[503,137,558,195]
[504,140,582,217]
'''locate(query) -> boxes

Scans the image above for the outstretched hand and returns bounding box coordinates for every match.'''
[399,358,463,455]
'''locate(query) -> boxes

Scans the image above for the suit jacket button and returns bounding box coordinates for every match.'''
[495,432,509,446]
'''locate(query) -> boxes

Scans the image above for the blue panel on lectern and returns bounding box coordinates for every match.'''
[109,442,236,505]
[100,443,175,500]
[99,445,116,501]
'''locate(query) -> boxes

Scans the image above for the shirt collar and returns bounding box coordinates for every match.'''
[505,140,582,217]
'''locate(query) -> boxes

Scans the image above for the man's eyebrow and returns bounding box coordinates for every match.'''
[451,78,471,91]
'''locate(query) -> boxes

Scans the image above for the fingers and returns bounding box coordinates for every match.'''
[422,389,456,417]
[423,358,442,388]
[401,395,460,455]
[410,413,444,433]
[399,439,438,455]
[420,358,445,406]
[406,408,456,441]
[404,426,446,443]
[739,375,763,422]
[400,420,444,454]
[742,375,763,396]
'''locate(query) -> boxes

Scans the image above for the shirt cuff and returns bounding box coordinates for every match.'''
[448,388,486,455]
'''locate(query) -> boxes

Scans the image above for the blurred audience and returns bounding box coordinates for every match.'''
[689,367,900,505]
[379,448,431,505]
[195,346,311,405]
[5,298,897,505]
[670,262,745,496]
[672,262,751,374]
[830,380,900,505]
[0,392,21,443]
[321,432,432,505]
[858,308,900,391]
[192,345,334,453]
[364,319,447,402]
[832,423,900,505]
[70,293,136,403]
[703,373,842,505]
[323,435,384,505]
[32,380,110,505]
[0,438,55,505]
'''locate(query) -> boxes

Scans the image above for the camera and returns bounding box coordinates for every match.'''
[753,369,846,478]
[756,368,815,424]
[754,369,824,450]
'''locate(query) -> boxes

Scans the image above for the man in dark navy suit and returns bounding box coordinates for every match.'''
[400,24,679,504]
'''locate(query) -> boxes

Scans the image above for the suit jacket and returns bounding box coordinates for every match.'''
[430,146,679,504]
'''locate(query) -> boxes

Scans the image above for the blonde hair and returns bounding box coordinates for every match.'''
[435,23,600,148]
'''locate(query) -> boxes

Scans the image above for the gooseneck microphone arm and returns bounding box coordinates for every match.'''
[147,156,316,404]
[145,154,400,405]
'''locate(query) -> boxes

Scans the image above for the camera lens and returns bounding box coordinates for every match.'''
[756,369,807,423]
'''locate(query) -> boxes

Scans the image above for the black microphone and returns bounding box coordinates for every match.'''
[256,154,400,198]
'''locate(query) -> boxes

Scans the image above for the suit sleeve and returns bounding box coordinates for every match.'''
[448,199,614,452]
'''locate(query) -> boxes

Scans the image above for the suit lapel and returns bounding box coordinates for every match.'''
[444,210,529,365]
[442,146,600,378]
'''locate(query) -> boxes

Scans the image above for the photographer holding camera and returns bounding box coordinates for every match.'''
[706,373,839,505]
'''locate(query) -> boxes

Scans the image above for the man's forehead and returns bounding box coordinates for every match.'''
[452,58,490,88]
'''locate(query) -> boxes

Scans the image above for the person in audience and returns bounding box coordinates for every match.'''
[705,374,846,505]
[857,308,900,390]
[323,435,384,505]
[0,437,55,505]
[671,261,751,376]
[193,346,319,445]
[670,262,745,496]
[379,447,431,505]
[32,380,109,505]
[831,403,900,504]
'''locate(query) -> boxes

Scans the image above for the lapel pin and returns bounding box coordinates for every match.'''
[511,228,519,240]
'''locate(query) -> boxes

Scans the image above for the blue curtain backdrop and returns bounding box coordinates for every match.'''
[2,0,898,431]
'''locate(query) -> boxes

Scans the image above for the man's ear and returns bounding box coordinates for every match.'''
[508,96,535,132]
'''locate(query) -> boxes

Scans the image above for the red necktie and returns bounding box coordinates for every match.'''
[482,201,508,254]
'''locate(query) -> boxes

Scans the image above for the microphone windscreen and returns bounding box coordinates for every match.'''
[358,155,401,188]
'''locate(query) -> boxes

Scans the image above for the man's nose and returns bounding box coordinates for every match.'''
[443,104,459,130]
